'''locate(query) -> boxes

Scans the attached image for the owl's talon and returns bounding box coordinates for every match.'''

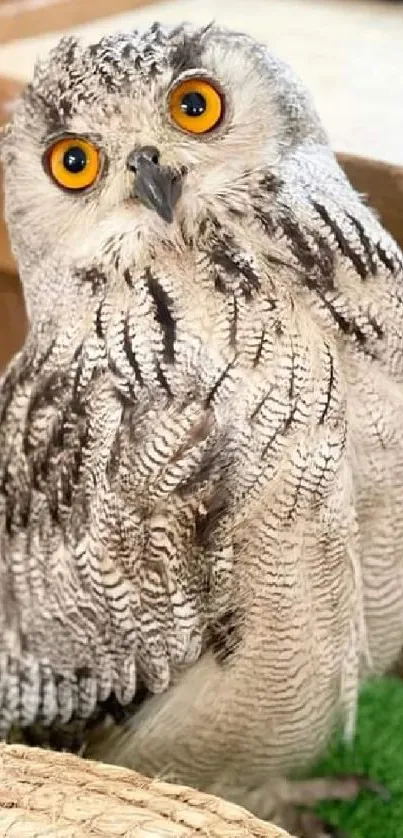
[346,773,391,802]
[276,773,389,837]
[291,809,347,838]
[283,772,389,806]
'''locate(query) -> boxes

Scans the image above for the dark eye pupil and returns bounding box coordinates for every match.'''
[63,146,87,174]
[180,91,206,117]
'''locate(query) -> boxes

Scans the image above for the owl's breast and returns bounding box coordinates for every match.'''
[0,225,350,735]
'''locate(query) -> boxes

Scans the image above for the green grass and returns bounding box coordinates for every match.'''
[312,677,403,837]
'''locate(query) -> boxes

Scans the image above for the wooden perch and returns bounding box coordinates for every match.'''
[0,744,294,838]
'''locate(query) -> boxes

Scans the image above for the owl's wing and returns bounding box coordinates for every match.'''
[0,307,233,739]
[270,144,403,378]
[257,145,403,681]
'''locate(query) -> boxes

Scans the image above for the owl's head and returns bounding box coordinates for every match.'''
[1,23,326,304]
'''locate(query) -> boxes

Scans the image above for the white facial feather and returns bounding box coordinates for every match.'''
[1,25,324,313]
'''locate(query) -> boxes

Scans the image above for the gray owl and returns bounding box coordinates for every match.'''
[1,22,403,838]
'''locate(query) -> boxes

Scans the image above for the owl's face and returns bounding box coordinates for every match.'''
[1,23,324,305]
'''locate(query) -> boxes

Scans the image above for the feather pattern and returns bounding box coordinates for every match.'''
[1,22,403,827]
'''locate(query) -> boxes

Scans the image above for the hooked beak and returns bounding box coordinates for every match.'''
[127,145,182,224]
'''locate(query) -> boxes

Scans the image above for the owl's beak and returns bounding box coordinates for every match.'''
[127,146,181,224]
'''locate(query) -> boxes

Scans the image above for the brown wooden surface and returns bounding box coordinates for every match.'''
[0,0,159,45]
[0,271,27,371]
[0,172,15,276]
[339,152,403,250]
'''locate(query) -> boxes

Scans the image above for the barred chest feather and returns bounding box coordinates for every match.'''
[0,183,402,766]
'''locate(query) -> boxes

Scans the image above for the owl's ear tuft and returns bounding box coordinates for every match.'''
[47,35,82,71]
[29,35,82,94]
[199,21,216,41]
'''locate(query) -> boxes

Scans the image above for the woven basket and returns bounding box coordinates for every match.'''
[0,744,294,838]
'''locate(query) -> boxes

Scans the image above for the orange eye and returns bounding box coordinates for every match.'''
[169,78,223,135]
[47,137,100,191]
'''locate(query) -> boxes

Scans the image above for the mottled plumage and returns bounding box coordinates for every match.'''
[1,22,403,836]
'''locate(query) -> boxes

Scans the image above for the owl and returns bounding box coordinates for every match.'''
[1,21,403,837]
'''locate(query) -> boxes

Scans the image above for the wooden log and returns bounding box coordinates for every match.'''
[0,744,293,838]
